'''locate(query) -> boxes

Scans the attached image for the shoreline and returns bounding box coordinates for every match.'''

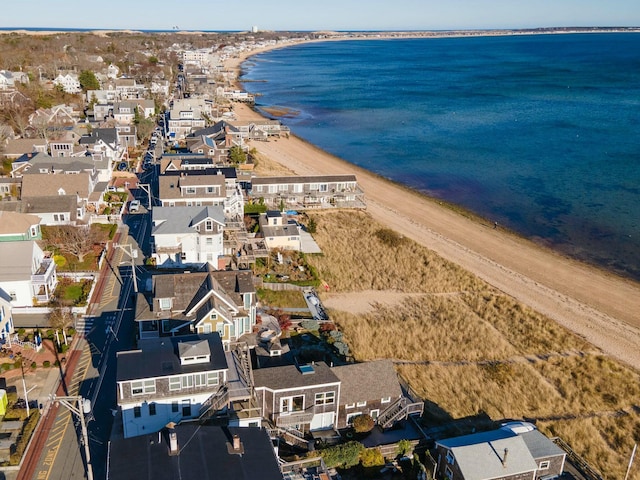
[226,39,640,371]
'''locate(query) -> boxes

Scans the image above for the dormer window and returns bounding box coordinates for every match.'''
[159,298,172,310]
[178,340,211,365]
[205,220,213,231]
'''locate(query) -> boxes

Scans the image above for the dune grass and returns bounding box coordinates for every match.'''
[303,209,640,479]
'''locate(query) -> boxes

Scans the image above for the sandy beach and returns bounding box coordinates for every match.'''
[226,44,640,371]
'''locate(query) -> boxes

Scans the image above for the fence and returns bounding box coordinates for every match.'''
[553,437,604,480]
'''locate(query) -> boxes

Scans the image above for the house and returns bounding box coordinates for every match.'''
[159,155,215,173]
[228,119,289,139]
[21,172,97,210]
[116,334,229,438]
[0,212,41,242]
[0,292,14,343]
[0,195,82,226]
[158,169,244,216]
[107,63,119,79]
[114,77,146,99]
[332,359,421,430]
[112,101,137,124]
[258,211,301,251]
[133,270,257,346]
[0,178,20,199]
[53,73,81,94]
[167,99,211,139]
[435,425,566,480]
[107,424,283,480]
[3,138,48,160]
[249,174,366,210]
[253,362,341,433]
[28,104,79,131]
[151,206,225,269]
[0,241,57,306]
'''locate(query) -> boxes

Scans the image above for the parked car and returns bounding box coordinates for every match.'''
[129,200,140,212]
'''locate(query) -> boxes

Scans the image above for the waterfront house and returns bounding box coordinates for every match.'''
[133,270,257,347]
[258,210,301,251]
[0,212,41,242]
[158,168,244,216]
[151,206,225,269]
[253,362,341,433]
[116,334,229,438]
[249,174,366,210]
[435,425,566,480]
[332,359,422,429]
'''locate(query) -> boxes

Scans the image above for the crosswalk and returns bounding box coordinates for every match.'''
[75,312,117,337]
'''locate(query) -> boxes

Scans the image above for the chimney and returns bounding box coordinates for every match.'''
[167,423,179,456]
[502,448,509,467]
[233,434,241,451]
[227,433,244,455]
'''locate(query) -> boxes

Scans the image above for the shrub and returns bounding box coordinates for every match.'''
[360,447,385,467]
[307,217,317,234]
[333,341,350,357]
[1,363,12,372]
[353,414,375,433]
[9,410,40,465]
[396,439,413,457]
[319,441,364,468]
[374,228,408,247]
[43,361,51,368]
[300,319,320,331]
[30,362,37,370]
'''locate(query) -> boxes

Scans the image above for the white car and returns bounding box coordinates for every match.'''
[129,200,140,212]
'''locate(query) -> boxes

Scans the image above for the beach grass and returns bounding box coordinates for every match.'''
[303,209,640,480]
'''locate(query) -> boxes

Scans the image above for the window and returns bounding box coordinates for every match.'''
[149,403,157,416]
[171,402,179,413]
[207,186,214,193]
[345,403,355,409]
[9,292,17,302]
[381,397,391,404]
[207,372,219,386]
[446,450,455,465]
[194,373,207,387]
[185,187,196,194]
[131,379,155,395]
[539,461,550,470]
[445,466,453,480]
[319,184,328,192]
[346,412,362,425]
[370,409,379,420]
[206,237,213,245]
[30,226,38,237]
[133,406,141,418]
[315,392,335,405]
[182,400,191,417]
[182,375,194,388]
[280,395,304,414]
[169,377,181,391]
[356,401,367,407]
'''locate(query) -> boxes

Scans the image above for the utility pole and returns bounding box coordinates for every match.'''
[138,183,152,209]
[114,243,139,293]
[624,443,637,480]
[53,395,94,480]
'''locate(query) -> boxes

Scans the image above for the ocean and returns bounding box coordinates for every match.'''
[240,33,640,281]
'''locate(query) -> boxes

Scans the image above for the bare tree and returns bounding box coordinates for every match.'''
[48,300,74,330]
[45,225,103,263]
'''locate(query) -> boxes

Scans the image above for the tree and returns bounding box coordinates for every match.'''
[78,70,100,92]
[229,145,247,165]
[307,217,317,234]
[48,300,74,330]
[319,441,364,468]
[352,414,375,433]
[44,225,103,263]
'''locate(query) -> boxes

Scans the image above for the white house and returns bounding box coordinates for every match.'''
[116,334,230,438]
[151,206,225,269]
[258,211,301,251]
[0,241,57,306]
[53,73,81,94]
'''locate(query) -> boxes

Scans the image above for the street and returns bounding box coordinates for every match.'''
[20,208,149,480]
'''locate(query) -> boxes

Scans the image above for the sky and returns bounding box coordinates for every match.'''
[2,0,640,32]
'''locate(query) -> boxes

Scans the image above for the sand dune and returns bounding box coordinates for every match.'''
[226,47,640,371]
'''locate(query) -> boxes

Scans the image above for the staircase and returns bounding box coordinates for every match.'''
[377,397,424,429]
[198,385,230,422]
[228,343,254,401]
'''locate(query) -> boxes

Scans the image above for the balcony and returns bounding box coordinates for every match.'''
[275,411,315,427]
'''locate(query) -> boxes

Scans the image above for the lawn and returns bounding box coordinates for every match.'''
[304,210,640,480]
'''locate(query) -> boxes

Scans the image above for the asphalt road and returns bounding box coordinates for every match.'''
[23,212,148,480]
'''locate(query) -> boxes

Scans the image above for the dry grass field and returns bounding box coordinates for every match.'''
[305,209,640,479]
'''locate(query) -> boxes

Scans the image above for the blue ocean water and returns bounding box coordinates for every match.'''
[241,34,640,281]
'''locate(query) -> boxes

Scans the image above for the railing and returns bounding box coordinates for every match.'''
[6,335,42,352]
[198,386,230,421]
[377,397,423,429]
[275,411,315,427]
[31,258,56,284]
[269,427,309,449]
[552,437,604,480]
